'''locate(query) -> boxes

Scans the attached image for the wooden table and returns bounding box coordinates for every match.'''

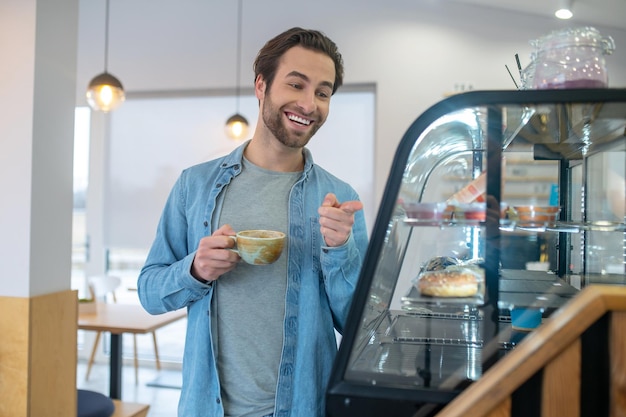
[78,303,187,399]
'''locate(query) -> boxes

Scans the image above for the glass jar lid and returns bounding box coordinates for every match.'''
[530,26,615,55]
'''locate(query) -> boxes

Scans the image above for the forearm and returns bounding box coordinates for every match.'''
[137,251,212,314]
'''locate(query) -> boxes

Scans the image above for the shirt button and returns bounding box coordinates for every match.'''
[216,398,221,404]
[322,249,329,254]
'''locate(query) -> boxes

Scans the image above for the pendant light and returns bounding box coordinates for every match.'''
[225,0,249,140]
[86,0,125,112]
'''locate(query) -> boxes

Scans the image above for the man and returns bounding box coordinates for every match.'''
[137,27,369,417]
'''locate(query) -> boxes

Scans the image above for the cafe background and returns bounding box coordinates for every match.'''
[73,0,626,289]
[1,0,625,415]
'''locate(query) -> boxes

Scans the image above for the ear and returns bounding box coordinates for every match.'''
[254,75,266,100]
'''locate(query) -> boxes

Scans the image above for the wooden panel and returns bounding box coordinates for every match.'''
[542,340,581,417]
[611,312,626,417]
[600,287,626,311]
[112,400,150,417]
[486,397,511,417]
[0,296,29,417]
[30,290,78,417]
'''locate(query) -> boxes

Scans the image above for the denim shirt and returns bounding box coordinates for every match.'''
[137,141,369,417]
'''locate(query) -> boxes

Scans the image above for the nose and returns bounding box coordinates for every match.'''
[295,88,317,114]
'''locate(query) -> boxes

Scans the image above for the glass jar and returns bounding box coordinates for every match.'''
[520,51,536,90]
[531,27,615,90]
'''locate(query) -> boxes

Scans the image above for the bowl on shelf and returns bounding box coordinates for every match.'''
[513,205,560,226]
[400,201,451,222]
[454,202,486,222]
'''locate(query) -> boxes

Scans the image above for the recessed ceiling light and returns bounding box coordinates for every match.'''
[555,0,574,19]
[555,8,573,19]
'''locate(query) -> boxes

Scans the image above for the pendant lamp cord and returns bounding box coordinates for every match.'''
[235,0,243,112]
[104,0,110,73]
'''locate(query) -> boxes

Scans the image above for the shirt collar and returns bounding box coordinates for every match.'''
[222,139,315,174]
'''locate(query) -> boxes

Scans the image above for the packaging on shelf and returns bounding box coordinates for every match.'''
[446,158,506,205]
[446,172,486,205]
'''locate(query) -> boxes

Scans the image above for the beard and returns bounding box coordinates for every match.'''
[261,91,323,149]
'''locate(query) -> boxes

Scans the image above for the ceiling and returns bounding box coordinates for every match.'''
[74,0,626,99]
[452,0,626,32]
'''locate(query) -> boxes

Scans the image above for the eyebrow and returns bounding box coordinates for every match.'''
[286,70,334,91]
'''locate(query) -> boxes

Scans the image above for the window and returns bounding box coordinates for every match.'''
[72,106,91,295]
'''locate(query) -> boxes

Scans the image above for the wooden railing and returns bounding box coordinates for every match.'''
[436,285,626,417]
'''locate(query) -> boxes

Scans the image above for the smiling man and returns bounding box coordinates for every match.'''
[137,27,369,417]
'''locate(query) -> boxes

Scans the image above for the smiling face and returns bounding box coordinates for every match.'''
[257,46,336,149]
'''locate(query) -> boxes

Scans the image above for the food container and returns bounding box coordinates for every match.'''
[530,27,615,90]
[510,308,543,331]
[401,201,451,222]
[454,202,486,222]
[513,205,560,226]
[419,256,460,273]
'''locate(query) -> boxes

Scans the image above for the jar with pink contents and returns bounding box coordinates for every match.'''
[530,26,615,90]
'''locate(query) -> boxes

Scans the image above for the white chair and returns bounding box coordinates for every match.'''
[84,275,161,384]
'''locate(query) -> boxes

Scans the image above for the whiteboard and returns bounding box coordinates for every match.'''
[104,89,375,249]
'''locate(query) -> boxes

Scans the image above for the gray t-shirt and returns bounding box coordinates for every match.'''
[215,157,300,417]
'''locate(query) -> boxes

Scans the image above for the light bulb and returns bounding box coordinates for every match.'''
[86,72,126,112]
[225,114,249,140]
[555,8,573,19]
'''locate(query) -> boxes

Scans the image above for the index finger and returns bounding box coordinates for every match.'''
[212,224,236,237]
[339,200,364,214]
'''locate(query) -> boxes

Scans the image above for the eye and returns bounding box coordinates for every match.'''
[316,90,331,99]
[288,83,303,90]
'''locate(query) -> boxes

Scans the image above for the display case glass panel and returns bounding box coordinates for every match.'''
[327,89,626,417]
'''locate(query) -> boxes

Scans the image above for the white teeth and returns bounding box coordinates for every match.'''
[288,114,311,125]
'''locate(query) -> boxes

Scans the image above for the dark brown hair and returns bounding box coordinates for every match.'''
[253,27,344,95]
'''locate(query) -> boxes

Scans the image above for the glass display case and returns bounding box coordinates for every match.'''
[326,89,626,417]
